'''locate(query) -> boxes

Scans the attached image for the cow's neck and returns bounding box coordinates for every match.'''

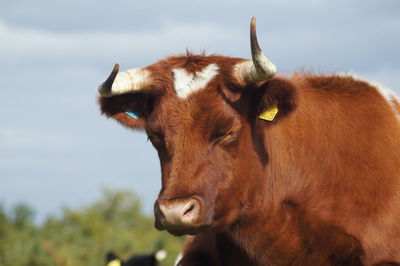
[227,199,364,265]
[227,201,298,265]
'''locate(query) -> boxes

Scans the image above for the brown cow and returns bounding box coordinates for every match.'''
[98,17,400,265]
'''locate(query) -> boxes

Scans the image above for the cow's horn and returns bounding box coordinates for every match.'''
[98,64,151,97]
[235,17,276,84]
[98,64,119,96]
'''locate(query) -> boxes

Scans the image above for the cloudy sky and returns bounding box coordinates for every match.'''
[0,0,399,222]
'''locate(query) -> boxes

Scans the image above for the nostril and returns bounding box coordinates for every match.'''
[183,203,195,216]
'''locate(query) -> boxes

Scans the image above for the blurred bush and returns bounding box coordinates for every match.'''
[0,189,184,266]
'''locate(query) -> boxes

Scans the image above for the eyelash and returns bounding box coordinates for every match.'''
[213,131,238,144]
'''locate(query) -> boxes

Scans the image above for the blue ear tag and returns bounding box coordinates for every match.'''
[124,111,139,119]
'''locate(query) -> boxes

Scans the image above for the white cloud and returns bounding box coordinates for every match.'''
[0,20,240,66]
[0,8,398,74]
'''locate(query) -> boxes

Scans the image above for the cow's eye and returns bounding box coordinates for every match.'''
[213,131,238,145]
[148,132,164,144]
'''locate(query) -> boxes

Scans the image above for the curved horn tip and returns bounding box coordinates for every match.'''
[98,63,120,96]
[113,63,119,73]
[250,17,261,53]
[251,16,256,26]
[251,17,257,34]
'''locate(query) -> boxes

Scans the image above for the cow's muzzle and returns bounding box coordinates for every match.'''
[154,197,211,235]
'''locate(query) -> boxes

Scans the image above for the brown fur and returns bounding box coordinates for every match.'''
[98,54,400,265]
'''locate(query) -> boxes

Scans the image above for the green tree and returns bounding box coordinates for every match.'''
[0,189,184,266]
[12,203,35,229]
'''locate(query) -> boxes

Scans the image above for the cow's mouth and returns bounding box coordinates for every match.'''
[154,209,212,236]
[164,224,211,236]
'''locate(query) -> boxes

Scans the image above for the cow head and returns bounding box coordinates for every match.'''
[98,17,296,236]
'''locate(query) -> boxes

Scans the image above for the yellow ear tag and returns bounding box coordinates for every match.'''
[107,259,121,266]
[259,104,278,121]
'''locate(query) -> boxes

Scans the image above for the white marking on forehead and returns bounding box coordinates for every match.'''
[172,63,219,99]
[340,73,400,119]
[111,68,151,95]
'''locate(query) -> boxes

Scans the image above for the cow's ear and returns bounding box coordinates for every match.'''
[250,78,297,123]
[98,92,157,130]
